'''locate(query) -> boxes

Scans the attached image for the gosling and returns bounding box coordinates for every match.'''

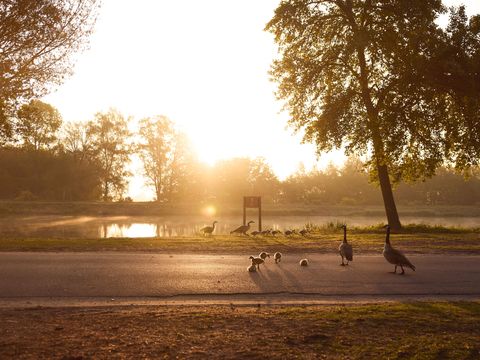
[273,252,282,263]
[339,224,353,266]
[249,256,264,270]
[383,225,416,275]
[300,259,309,267]
[259,252,270,260]
[247,264,257,272]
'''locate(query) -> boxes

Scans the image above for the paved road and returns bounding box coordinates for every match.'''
[1,252,479,301]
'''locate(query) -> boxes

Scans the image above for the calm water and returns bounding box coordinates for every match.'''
[0,215,478,238]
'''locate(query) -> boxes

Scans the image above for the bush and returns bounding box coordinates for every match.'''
[15,191,38,201]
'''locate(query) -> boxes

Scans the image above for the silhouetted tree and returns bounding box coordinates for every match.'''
[266,0,454,229]
[61,121,92,161]
[0,0,100,142]
[16,100,62,150]
[87,109,132,201]
[164,132,199,201]
[137,116,176,202]
[248,157,280,202]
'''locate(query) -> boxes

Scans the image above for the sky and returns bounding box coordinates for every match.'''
[44,0,480,200]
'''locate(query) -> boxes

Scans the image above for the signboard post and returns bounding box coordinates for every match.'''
[243,196,262,231]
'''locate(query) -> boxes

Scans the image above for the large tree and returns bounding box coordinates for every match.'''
[427,7,480,171]
[137,116,196,202]
[0,0,100,141]
[16,100,62,150]
[266,0,458,229]
[87,109,132,201]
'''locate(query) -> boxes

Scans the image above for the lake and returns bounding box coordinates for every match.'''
[0,215,478,238]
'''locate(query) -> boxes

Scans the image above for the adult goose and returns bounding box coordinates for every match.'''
[383,225,416,275]
[200,221,217,236]
[230,220,255,235]
[339,224,353,266]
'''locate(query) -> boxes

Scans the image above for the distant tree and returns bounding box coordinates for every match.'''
[266,0,453,229]
[248,157,280,202]
[87,109,132,201]
[16,100,62,150]
[137,116,176,202]
[61,121,92,161]
[0,147,101,201]
[164,132,199,201]
[206,157,280,203]
[0,0,100,142]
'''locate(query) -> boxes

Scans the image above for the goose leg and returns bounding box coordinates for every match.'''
[346,260,349,266]
[340,256,345,266]
[391,265,397,274]
[400,266,405,275]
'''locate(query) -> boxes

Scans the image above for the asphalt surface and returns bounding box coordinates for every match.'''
[1,252,479,304]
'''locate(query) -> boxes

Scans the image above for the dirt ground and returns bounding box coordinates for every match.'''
[1,302,480,359]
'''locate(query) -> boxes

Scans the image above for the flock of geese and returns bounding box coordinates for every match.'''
[200,221,416,275]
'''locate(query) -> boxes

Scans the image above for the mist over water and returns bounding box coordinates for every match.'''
[0,215,478,238]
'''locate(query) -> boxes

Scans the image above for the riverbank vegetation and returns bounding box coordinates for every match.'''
[1,228,479,254]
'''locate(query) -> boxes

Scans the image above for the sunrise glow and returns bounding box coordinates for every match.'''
[43,0,480,200]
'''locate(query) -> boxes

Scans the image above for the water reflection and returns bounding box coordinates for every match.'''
[0,215,478,239]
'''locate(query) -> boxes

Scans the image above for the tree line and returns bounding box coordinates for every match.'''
[0,100,479,205]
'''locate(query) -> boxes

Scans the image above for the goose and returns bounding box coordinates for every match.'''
[271,230,282,236]
[300,258,309,266]
[251,231,260,236]
[383,225,416,275]
[230,220,255,235]
[299,229,308,237]
[339,224,353,266]
[200,221,217,236]
[259,252,270,260]
[284,229,296,236]
[273,252,282,263]
[249,255,264,269]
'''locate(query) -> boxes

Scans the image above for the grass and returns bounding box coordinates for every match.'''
[1,229,479,253]
[1,302,479,359]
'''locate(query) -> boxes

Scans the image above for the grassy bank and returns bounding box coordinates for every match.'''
[2,200,480,217]
[1,230,479,253]
[1,302,479,359]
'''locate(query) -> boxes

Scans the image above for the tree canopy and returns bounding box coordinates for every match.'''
[0,0,100,141]
[266,0,480,229]
[16,100,62,150]
[87,109,132,201]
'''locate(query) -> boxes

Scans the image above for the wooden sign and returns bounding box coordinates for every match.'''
[243,196,262,231]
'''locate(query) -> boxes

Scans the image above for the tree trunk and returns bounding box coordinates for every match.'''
[376,163,402,231]
[103,181,109,201]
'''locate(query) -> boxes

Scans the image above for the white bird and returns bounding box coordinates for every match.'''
[299,259,309,267]
[339,224,353,266]
[383,225,416,275]
[200,221,217,236]
[249,256,264,270]
[274,252,282,263]
[231,220,255,235]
